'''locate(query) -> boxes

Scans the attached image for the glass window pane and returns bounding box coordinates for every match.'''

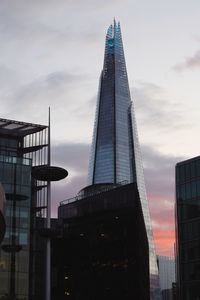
[186,183,191,200]
[191,162,196,178]
[191,181,196,198]
[197,180,200,197]
[179,165,185,183]
[185,164,191,181]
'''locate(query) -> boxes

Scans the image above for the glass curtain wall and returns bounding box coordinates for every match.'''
[0,122,48,300]
[0,156,31,300]
[176,157,200,300]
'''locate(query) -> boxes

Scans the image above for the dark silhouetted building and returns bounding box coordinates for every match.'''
[161,289,173,300]
[176,156,200,299]
[52,182,149,300]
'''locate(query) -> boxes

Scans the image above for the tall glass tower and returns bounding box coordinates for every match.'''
[88,20,160,299]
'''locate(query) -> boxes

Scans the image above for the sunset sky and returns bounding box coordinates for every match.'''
[1,0,200,256]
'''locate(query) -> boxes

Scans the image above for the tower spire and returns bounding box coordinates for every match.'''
[114,17,116,28]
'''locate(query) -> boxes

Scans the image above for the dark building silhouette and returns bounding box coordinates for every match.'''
[176,156,200,299]
[161,289,173,300]
[52,182,149,300]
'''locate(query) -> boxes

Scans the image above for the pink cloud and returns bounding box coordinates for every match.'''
[174,50,200,71]
[154,228,175,256]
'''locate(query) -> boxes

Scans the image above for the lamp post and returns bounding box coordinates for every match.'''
[32,108,68,300]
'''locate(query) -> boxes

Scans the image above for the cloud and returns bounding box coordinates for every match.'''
[51,142,90,174]
[173,50,200,71]
[154,228,175,256]
[51,142,90,216]
[132,82,187,132]
[0,0,120,44]
[0,64,20,92]
[0,0,108,100]
[0,68,96,144]
[0,70,92,120]
[0,0,122,135]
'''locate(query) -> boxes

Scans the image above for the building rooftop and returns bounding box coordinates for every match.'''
[60,181,128,206]
[58,182,139,220]
[176,155,200,167]
[0,118,47,137]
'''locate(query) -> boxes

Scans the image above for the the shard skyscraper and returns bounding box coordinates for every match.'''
[88,21,160,299]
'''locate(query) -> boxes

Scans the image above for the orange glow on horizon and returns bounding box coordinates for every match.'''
[153,228,175,256]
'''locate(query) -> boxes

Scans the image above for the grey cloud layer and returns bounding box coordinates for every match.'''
[51,142,90,216]
[141,144,184,200]
[52,142,90,173]
[0,71,92,118]
[0,0,121,43]
[133,82,189,131]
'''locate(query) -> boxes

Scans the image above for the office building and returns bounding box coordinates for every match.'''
[157,256,175,300]
[88,20,159,298]
[0,118,49,300]
[53,182,149,299]
[176,156,200,299]
[158,256,175,290]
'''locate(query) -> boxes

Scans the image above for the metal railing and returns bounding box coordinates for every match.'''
[60,180,128,206]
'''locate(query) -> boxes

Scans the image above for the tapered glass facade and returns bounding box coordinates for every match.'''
[88,21,160,298]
